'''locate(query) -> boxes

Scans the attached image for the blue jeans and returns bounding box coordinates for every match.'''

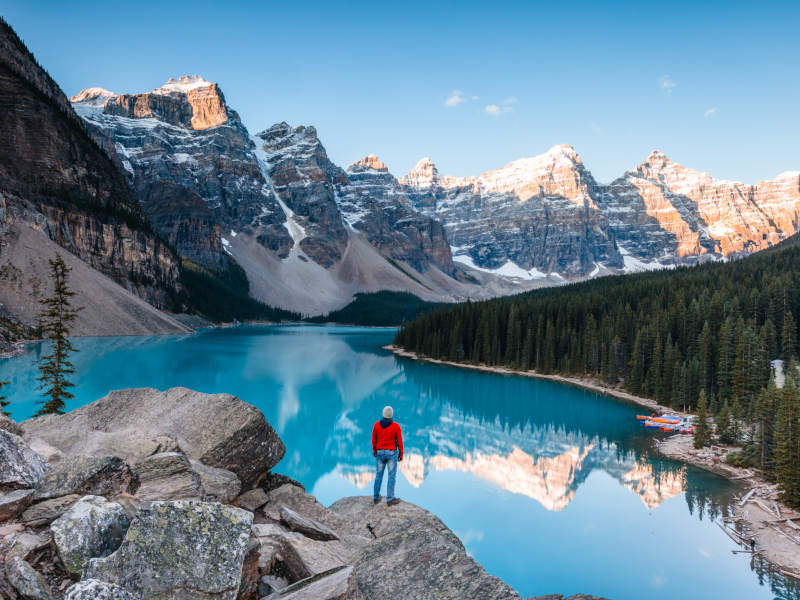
[373,449,398,501]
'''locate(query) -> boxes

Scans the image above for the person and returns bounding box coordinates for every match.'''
[372,405,403,505]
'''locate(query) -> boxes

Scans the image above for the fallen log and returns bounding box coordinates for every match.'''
[739,488,756,507]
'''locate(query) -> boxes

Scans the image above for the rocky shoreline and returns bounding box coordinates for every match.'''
[0,387,608,600]
[387,345,800,584]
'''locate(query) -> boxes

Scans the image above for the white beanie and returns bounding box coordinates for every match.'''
[382,405,394,419]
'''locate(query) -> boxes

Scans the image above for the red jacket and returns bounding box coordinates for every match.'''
[372,419,403,459]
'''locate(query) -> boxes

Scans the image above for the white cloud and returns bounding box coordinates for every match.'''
[704,107,718,118]
[502,96,518,105]
[591,122,603,135]
[659,75,676,93]
[445,90,469,107]
[485,104,507,116]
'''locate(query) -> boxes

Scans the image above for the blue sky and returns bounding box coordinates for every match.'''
[3,0,799,183]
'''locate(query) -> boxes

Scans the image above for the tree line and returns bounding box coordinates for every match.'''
[394,235,800,507]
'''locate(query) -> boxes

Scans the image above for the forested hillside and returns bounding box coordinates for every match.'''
[395,235,800,505]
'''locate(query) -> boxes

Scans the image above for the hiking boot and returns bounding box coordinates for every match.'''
[373,497,381,505]
[387,498,400,506]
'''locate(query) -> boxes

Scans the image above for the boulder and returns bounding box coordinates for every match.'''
[0,429,49,492]
[50,495,130,576]
[259,575,288,596]
[279,506,340,541]
[33,456,136,500]
[261,484,349,535]
[328,497,521,600]
[0,488,35,520]
[23,387,285,487]
[64,580,137,600]
[5,556,51,600]
[265,566,362,600]
[133,452,203,501]
[235,487,268,512]
[6,532,49,561]
[281,536,349,580]
[21,495,81,527]
[0,412,23,436]
[84,500,253,600]
[189,460,241,502]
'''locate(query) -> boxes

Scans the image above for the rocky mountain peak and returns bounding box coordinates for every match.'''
[153,75,214,95]
[69,87,115,104]
[99,75,229,130]
[399,157,439,188]
[348,154,389,173]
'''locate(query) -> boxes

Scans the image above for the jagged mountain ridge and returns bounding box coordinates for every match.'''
[401,146,800,278]
[72,81,524,314]
[71,74,800,313]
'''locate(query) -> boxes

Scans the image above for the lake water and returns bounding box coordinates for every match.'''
[2,325,797,600]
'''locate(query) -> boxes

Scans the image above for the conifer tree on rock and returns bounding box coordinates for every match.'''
[0,379,10,417]
[693,390,712,449]
[35,254,81,416]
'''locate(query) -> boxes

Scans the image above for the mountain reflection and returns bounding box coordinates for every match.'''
[268,328,688,511]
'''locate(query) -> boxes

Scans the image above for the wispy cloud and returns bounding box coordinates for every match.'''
[444,90,477,107]
[704,107,718,118]
[485,96,517,117]
[659,75,676,94]
[591,122,603,135]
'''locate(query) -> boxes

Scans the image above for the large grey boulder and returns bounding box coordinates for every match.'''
[50,495,130,576]
[265,566,363,600]
[280,506,340,541]
[0,429,49,492]
[281,536,349,580]
[189,459,240,502]
[5,556,51,600]
[84,500,253,600]
[328,497,521,600]
[23,387,285,487]
[64,580,137,600]
[133,452,203,501]
[0,488,35,520]
[21,494,80,527]
[261,484,350,534]
[34,456,136,500]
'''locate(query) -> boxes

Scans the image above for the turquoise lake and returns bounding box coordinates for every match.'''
[2,325,797,600]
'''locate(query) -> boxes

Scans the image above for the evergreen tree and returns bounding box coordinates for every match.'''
[694,390,712,449]
[35,254,81,416]
[0,379,10,417]
[774,376,800,507]
[783,309,798,361]
[716,402,734,445]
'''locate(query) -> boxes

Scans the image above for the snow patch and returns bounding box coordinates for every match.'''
[453,254,549,280]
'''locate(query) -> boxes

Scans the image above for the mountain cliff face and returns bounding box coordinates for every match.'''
[401,145,623,279]
[0,18,180,310]
[71,77,290,272]
[401,147,800,278]
[600,151,800,263]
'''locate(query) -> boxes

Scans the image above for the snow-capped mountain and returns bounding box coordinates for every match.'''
[401,145,623,280]
[401,146,800,278]
[70,74,800,313]
[71,80,512,314]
